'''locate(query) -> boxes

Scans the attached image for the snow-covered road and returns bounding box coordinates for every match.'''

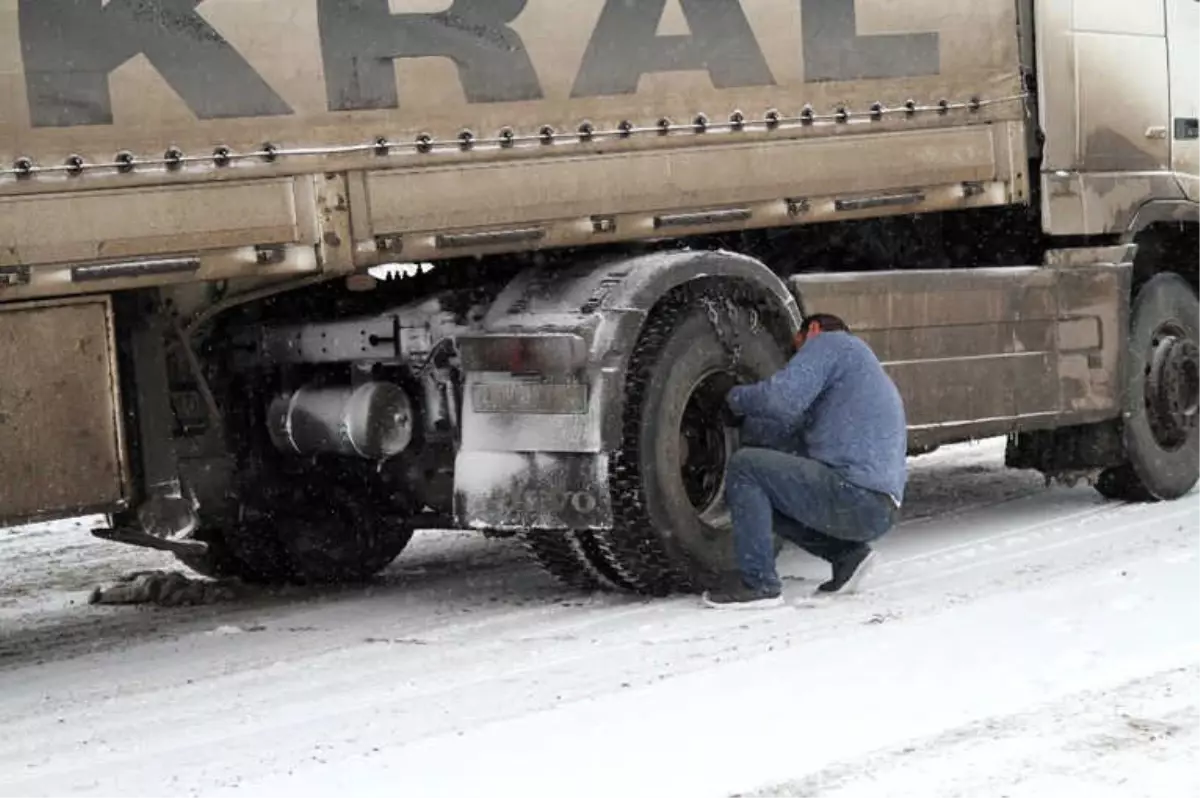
[0,439,1196,797]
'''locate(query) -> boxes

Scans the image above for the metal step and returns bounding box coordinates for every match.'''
[91,526,209,558]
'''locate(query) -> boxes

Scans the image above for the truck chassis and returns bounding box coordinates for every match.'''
[0,0,1196,592]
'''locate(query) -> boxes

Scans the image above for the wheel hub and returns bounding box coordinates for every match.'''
[679,372,735,516]
[1145,332,1199,450]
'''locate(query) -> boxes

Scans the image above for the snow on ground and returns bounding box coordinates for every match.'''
[744,665,1198,798]
[0,438,1196,797]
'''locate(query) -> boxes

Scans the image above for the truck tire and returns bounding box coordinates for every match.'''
[519,530,632,591]
[178,483,414,584]
[584,286,792,594]
[1096,272,1199,501]
[175,520,291,583]
[269,486,415,584]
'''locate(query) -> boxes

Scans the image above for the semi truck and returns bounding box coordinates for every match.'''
[1,0,1196,594]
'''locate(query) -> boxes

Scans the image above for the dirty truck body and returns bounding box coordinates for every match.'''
[0,0,1196,592]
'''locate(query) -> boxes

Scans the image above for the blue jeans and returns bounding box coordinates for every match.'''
[725,447,898,592]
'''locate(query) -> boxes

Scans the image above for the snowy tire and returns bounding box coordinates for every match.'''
[520,530,632,591]
[585,285,792,595]
[1096,272,1199,501]
[270,487,414,584]
[175,522,291,584]
[178,482,414,585]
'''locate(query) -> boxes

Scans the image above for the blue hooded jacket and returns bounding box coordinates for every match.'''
[727,331,908,504]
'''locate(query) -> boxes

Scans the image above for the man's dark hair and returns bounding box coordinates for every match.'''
[801,313,850,334]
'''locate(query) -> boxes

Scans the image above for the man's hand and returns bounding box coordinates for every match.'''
[721,403,744,429]
[709,372,745,428]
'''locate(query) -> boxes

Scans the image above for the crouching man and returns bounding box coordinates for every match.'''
[704,313,908,609]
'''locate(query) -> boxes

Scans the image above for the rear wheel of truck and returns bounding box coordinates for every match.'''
[176,520,289,584]
[178,480,414,584]
[584,285,792,595]
[267,483,415,584]
[1096,272,1199,501]
[520,530,617,591]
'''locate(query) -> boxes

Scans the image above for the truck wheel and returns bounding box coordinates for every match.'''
[178,484,414,584]
[270,486,415,584]
[521,531,600,590]
[588,287,791,594]
[175,521,291,583]
[519,530,634,590]
[1096,272,1199,501]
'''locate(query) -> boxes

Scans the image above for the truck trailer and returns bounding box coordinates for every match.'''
[0,0,1196,593]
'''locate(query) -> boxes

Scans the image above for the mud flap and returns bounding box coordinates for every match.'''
[453,451,612,532]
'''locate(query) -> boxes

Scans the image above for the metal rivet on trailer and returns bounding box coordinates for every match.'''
[375,235,403,253]
[786,198,811,217]
[800,105,815,125]
[765,109,781,129]
[255,245,285,265]
[498,127,516,148]
[539,125,555,144]
[115,151,136,173]
[374,137,390,156]
[962,181,985,197]
[12,157,33,177]
[870,102,884,121]
[905,99,917,116]
[164,147,183,170]
[618,121,634,138]
[458,130,475,151]
[693,114,709,133]
[65,155,84,176]
[835,106,849,123]
[0,265,30,286]
[415,134,433,154]
[212,146,231,167]
[592,215,617,234]
[261,143,278,162]
[656,118,672,135]
[577,121,595,141]
[729,110,746,131]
